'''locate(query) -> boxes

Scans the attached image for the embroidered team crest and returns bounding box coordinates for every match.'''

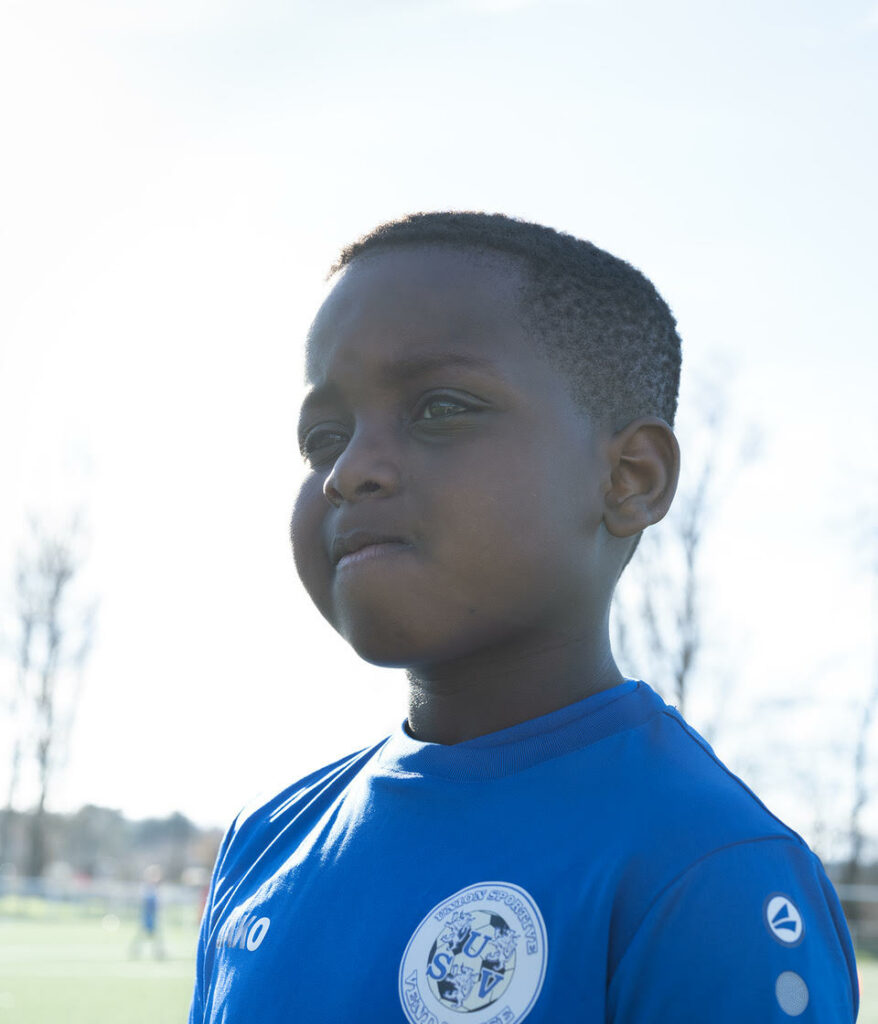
[399,881,547,1024]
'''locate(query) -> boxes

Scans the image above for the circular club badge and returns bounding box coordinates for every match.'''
[399,881,548,1024]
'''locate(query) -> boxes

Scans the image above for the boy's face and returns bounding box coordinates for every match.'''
[291,245,609,670]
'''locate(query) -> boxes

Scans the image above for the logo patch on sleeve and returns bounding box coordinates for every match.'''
[775,971,809,1016]
[764,894,804,946]
[399,881,547,1024]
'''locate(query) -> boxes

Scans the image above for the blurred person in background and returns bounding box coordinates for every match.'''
[130,863,165,960]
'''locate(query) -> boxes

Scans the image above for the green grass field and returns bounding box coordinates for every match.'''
[1,902,876,1022]
[0,901,199,1024]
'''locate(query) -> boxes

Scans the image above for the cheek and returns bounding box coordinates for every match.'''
[458,457,565,543]
[440,459,587,593]
[290,476,331,605]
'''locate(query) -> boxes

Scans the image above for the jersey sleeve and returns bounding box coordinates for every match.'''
[607,837,859,1022]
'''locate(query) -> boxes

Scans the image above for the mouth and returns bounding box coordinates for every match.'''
[330,530,411,567]
[335,540,413,570]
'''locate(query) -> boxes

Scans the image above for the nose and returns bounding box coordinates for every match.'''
[322,423,401,507]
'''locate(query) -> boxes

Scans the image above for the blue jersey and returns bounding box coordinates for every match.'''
[189,680,858,1022]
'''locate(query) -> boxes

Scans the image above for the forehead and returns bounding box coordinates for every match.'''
[304,245,541,386]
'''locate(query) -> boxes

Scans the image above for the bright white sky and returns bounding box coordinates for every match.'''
[0,0,875,851]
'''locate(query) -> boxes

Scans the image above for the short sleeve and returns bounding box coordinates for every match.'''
[608,837,859,1022]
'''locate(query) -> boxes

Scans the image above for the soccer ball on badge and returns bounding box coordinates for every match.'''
[424,908,519,1012]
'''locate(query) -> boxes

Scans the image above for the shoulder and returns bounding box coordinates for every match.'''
[594,690,857,1018]
[213,739,388,884]
[606,690,803,858]
[607,836,859,1021]
[592,689,806,957]
[241,740,386,822]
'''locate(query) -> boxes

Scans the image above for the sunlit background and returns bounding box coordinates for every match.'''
[1,0,875,869]
[2,2,876,1019]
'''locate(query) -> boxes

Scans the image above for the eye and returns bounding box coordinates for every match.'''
[299,427,348,465]
[416,394,472,421]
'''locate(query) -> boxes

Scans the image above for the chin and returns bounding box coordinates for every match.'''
[336,615,430,668]
[336,606,511,673]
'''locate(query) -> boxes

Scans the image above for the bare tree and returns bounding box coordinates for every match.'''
[0,588,34,867]
[1,516,95,876]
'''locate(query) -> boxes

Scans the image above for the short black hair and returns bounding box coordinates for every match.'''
[329,211,682,430]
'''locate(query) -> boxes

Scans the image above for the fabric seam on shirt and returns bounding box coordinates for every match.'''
[452,679,641,750]
[659,708,808,844]
[374,711,660,783]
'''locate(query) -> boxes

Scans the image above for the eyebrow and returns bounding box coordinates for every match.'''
[299,350,501,416]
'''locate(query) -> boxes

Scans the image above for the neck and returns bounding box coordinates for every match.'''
[404,628,624,745]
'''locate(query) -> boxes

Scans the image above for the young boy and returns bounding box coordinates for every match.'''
[189,212,858,1022]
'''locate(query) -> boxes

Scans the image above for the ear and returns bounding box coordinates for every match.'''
[602,417,680,538]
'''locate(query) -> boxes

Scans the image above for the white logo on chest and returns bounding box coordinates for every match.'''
[216,910,271,952]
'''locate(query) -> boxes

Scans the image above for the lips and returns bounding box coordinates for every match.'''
[330,529,410,566]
